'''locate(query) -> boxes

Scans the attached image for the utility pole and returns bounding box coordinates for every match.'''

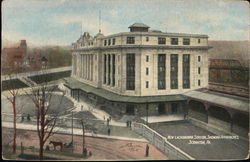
[71,111,74,152]
[146,103,149,125]
[81,120,85,151]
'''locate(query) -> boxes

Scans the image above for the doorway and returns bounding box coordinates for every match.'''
[126,104,135,115]
[158,103,166,114]
[171,103,178,114]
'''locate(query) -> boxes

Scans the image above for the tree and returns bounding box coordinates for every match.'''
[4,73,21,155]
[26,73,65,160]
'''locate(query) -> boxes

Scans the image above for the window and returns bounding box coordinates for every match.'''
[198,39,201,43]
[146,37,149,42]
[104,40,107,46]
[158,37,166,44]
[198,80,201,86]
[127,37,135,44]
[146,67,149,75]
[146,81,149,88]
[183,38,190,45]
[198,56,201,62]
[112,38,116,45]
[183,54,190,89]
[171,38,178,45]
[146,55,149,62]
[108,54,111,85]
[198,67,201,74]
[126,54,135,90]
[112,54,116,86]
[108,39,111,45]
[171,54,178,89]
[103,54,106,84]
[158,54,166,89]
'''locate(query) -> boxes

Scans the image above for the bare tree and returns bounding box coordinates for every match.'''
[4,73,22,155]
[26,73,65,160]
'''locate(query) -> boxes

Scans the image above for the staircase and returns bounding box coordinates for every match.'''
[19,77,37,87]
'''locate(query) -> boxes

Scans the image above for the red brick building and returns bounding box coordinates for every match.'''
[2,40,27,73]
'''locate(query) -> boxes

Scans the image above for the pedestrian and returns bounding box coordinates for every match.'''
[145,144,149,157]
[27,114,31,121]
[108,128,111,136]
[89,151,92,157]
[126,120,129,127]
[21,114,24,122]
[103,115,105,121]
[107,118,109,126]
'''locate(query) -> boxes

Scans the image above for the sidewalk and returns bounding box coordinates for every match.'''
[2,121,147,142]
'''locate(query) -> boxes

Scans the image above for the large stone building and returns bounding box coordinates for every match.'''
[65,23,210,119]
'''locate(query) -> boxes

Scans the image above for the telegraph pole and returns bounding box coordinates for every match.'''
[71,111,74,152]
[146,103,149,125]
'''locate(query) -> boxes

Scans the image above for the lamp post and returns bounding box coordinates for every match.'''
[146,103,149,125]
[80,119,85,153]
[71,111,74,143]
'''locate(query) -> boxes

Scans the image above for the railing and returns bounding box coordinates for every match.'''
[132,122,195,160]
[2,112,104,130]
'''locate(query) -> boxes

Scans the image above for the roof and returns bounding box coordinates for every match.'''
[63,77,186,103]
[129,23,150,28]
[183,90,249,112]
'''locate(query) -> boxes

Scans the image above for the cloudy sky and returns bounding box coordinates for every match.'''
[2,0,249,46]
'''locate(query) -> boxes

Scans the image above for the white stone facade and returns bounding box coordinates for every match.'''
[71,23,209,97]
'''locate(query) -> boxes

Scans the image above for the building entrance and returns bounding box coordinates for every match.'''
[158,103,166,114]
[171,103,178,114]
[126,104,135,115]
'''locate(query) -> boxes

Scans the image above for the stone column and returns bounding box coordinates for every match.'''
[111,54,113,86]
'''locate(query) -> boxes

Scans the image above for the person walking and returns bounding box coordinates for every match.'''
[107,118,110,126]
[107,128,111,136]
[27,114,31,121]
[145,144,149,157]
[21,114,24,122]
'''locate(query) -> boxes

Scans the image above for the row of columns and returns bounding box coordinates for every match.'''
[103,54,116,87]
[79,54,94,81]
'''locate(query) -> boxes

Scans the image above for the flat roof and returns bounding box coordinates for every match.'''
[183,90,249,112]
[63,77,187,103]
[102,31,208,39]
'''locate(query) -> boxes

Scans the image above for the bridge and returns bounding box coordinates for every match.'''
[1,66,72,81]
[1,66,72,89]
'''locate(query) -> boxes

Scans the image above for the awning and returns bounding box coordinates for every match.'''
[63,77,187,103]
[183,90,249,112]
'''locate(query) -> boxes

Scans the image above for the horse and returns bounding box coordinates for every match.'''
[49,141,63,151]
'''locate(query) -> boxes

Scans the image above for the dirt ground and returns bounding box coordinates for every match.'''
[2,128,168,160]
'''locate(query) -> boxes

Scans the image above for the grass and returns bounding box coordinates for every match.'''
[2,79,29,91]
[28,71,71,84]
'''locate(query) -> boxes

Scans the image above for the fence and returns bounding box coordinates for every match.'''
[2,112,104,131]
[132,122,195,160]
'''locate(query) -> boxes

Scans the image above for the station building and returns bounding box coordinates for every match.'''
[64,23,209,118]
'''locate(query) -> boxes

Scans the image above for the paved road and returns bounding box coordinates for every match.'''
[2,127,167,160]
[149,120,249,160]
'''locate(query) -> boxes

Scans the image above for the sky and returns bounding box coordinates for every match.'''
[2,0,249,46]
